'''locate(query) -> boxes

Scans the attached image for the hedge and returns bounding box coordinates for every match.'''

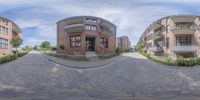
[0,52,28,64]
[139,52,200,67]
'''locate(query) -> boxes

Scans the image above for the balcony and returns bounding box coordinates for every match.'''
[171,16,196,23]
[65,17,83,24]
[100,29,113,35]
[171,29,196,35]
[100,20,114,28]
[64,24,84,33]
[147,33,162,40]
[149,47,163,52]
[170,46,198,52]
[149,23,162,30]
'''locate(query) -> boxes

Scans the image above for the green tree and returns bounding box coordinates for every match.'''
[11,38,23,53]
[135,43,145,52]
[33,45,38,50]
[41,41,51,49]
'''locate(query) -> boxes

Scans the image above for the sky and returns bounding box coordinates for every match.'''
[0,0,200,46]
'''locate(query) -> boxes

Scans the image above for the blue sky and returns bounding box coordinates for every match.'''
[0,0,200,46]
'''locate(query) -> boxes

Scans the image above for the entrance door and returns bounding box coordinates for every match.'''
[86,37,95,51]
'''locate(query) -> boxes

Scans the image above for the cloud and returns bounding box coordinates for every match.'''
[0,0,200,46]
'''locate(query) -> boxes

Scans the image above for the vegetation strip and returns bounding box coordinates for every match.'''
[0,52,28,64]
[139,52,200,67]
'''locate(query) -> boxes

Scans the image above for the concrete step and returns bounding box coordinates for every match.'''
[86,51,99,61]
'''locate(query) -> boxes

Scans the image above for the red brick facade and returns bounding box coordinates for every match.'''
[57,16,116,55]
[0,17,21,55]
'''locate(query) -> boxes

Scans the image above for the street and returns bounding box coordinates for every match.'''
[0,51,200,100]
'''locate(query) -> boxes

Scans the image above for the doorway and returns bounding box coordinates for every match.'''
[86,37,95,51]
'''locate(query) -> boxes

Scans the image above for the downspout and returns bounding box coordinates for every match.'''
[165,18,168,57]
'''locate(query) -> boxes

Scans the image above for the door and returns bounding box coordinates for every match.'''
[86,37,95,51]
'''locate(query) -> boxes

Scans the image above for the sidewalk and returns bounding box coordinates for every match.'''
[43,53,127,69]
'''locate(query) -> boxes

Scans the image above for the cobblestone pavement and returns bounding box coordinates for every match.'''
[1,51,200,100]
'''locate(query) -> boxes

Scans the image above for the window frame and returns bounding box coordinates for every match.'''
[70,35,81,48]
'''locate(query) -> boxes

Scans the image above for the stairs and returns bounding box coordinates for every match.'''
[86,51,99,61]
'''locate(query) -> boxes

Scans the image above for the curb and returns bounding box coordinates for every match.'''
[43,54,124,69]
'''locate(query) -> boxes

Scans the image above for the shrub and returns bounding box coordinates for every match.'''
[116,47,124,55]
[0,55,18,64]
[17,52,28,57]
[59,45,65,50]
[185,58,196,66]
[176,57,196,67]
[196,57,200,65]
[0,52,28,64]
[176,57,185,66]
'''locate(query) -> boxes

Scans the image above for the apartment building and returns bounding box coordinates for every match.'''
[117,36,131,49]
[138,15,200,58]
[57,16,116,55]
[0,17,21,55]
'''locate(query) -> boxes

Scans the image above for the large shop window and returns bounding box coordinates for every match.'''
[0,38,8,49]
[70,35,81,47]
[100,38,108,48]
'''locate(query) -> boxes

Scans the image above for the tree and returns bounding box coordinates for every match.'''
[11,38,23,53]
[41,41,51,49]
[135,43,145,52]
[33,45,38,50]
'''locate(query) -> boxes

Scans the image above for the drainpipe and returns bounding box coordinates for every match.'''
[165,18,168,57]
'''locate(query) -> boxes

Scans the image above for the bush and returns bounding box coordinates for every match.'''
[17,52,28,57]
[0,52,28,64]
[196,57,200,65]
[59,45,65,50]
[186,58,196,66]
[116,47,124,55]
[0,55,18,64]
[176,57,185,66]
[176,57,196,67]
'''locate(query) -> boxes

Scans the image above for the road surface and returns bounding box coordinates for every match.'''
[0,51,200,100]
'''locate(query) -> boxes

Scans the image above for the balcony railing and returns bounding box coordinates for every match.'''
[171,28,196,35]
[100,29,113,35]
[65,17,83,24]
[64,24,84,33]
[64,24,83,29]
[170,45,198,52]
[149,46,163,52]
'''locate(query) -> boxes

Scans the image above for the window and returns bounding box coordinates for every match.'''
[85,25,97,31]
[166,38,169,48]
[100,38,108,48]
[167,25,171,32]
[0,26,8,35]
[84,18,97,23]
[154,39,162,47]
[85,25,91,30]
[70,35,81,47]
[176,36,192,46]
[85,18,91,23]
[176,23,197,29]
[91,25,97,31]
[6,21,8,25]
[91,18,97,23]
[0,38,8,49]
